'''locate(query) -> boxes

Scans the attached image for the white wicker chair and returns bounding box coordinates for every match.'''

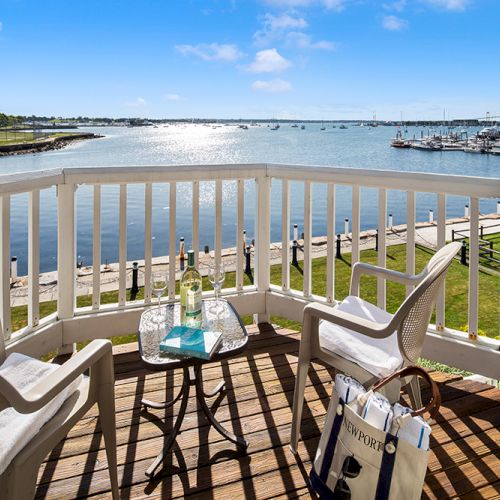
[290,241,461,453]
[0,337,119,499]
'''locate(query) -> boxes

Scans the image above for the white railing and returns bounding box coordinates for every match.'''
[0,164,499,378]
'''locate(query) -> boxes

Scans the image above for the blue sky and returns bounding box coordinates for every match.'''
[0,0,498,120]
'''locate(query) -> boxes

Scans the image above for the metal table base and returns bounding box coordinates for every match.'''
[142,364,248,478]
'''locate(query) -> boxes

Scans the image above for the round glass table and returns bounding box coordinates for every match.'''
[138,299,249,478]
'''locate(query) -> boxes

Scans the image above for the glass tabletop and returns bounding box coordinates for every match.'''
[138,299,248,369]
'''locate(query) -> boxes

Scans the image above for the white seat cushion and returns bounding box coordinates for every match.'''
[319,296,403,378]
[0,353,83,475]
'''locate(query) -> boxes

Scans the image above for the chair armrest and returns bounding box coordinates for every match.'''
[0,339,112,413]
[350,262,421,296]
[303,302,394,340]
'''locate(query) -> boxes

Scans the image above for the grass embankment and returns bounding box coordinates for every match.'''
[0,131,80,146]
[11,243,499,356]
[0,131,36,145]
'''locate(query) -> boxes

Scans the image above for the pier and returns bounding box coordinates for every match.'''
[9,213,500,307]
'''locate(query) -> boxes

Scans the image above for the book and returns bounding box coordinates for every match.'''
[159,325,223,360]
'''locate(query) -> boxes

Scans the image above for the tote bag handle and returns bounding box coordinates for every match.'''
[372,366,441,419]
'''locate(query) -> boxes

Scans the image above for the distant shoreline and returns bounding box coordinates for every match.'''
[0,132,103,157]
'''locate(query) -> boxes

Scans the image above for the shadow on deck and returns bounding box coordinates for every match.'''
[36,324,500,499]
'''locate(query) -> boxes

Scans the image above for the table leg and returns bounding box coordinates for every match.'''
[194,366,248,451]
[145,367,191,478]
[142,383,184,411]
[202,379,226,398]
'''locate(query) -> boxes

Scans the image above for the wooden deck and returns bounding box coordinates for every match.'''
[36,324,500,499]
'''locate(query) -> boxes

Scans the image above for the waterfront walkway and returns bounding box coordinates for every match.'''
[35,323,500,499]
[10,213,500,307]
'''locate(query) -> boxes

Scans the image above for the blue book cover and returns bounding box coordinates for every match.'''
[159,325,223,360]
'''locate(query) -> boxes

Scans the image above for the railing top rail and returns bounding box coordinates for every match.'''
[63,164,267,184]
[0,168,64,196]
[267,163,500,199]
[0,164,498,199]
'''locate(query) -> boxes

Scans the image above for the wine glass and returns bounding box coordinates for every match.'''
[208,261,225,313]
[151,270,168,311]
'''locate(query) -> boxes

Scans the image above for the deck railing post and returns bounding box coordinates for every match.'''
[0,195,11,341]
[254,175,270,323]
[57,183,76,354]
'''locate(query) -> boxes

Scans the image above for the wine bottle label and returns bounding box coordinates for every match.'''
[185,285,202,316]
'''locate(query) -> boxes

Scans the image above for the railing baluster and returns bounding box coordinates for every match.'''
[144,183,152,304]
[192,181,200,268]
[303,181,312,297]
[236,180,244,291]
[118,184,127,306]
[215,180,222,272]
[57,183,75,353]
[351,185,360,265]
[468,197,479,340]
[406,190,416,297]
[281,180,290,292]
[377,188,387,309]
[169,182,177,299]
[57,184,75,321]
[255,176,270,323]
[436,193,446,330]
[326,183,335,303]
[28,190,40,327]
[92,185,101,310]
[0,195,11,340]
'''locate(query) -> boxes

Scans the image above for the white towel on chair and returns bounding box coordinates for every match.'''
[0,352,82,475]
[319,296,403,378]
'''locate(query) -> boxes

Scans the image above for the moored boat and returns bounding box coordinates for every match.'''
[411,140,443,151]
[390,130,411,148]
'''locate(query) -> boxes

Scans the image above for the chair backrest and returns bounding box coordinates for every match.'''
[391,242,461,363]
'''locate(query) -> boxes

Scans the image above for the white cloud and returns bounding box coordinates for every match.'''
[0,21,3,32]
[165,94,181,101]
[322,0,345,11]
[266,12,308,30]
[286,32,338,50]
[263,0,314,6]
[382,15,408,30]
[420,0,469,10]
[125,97,147,107]
[263,0,345,9]
[254,13,308,46]
[247,48,292,73]
[252,79,293,92]
[382,0,407,11]
[175,43,243,61]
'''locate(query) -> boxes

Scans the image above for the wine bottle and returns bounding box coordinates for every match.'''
[180,250,202,326]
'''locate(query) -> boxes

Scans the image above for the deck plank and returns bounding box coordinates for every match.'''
[35,324,500,499]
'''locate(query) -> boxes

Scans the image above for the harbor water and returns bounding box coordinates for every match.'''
[1,124,498,275]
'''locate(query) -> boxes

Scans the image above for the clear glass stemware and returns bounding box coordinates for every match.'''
[208,261,225,313]
[151,270,168,313]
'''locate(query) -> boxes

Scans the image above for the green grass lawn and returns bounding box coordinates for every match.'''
[0,131,35,145]
[0,131,76,146]
[11,243,499,346]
